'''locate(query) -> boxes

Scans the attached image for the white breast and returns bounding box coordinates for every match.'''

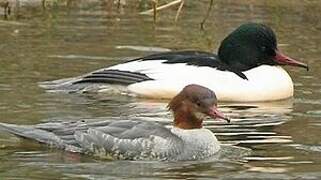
[170,127,220,160]
[109,61,293,102]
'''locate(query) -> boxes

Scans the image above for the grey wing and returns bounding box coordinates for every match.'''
[91,120,176,139]
[72,69,153,85]
[0,120,117,151]
[0,120,183,159]
[38,67,153,93]
[0,122,82,152]
[74,120,184,160]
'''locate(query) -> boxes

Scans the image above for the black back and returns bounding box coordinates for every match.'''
[136,50,250,79]
[136,51,225,69]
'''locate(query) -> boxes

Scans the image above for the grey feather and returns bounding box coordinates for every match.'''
[0,120,184,160]
[0,123,66,149]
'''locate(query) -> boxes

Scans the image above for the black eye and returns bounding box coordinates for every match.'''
[261,46,267,52]
[196,101,201,106]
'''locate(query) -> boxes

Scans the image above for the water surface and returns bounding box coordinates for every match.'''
[0,1,321,179]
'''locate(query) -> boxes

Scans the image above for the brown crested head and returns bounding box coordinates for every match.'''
[168,84,229,129]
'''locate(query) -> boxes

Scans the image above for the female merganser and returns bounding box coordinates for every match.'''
[40,23,308,102]
[0,84,229,161]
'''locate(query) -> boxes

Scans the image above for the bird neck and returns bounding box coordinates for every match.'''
[173,107,203,129]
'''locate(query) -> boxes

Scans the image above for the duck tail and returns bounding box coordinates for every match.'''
[0,122,64,148]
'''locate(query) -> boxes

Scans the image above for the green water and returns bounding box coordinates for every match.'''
[0,1,321,179]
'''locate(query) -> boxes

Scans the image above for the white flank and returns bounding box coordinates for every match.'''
[107,60,293,102]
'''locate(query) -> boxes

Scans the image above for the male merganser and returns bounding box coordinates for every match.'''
[40,23,308,102]
[0,84,229,161]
